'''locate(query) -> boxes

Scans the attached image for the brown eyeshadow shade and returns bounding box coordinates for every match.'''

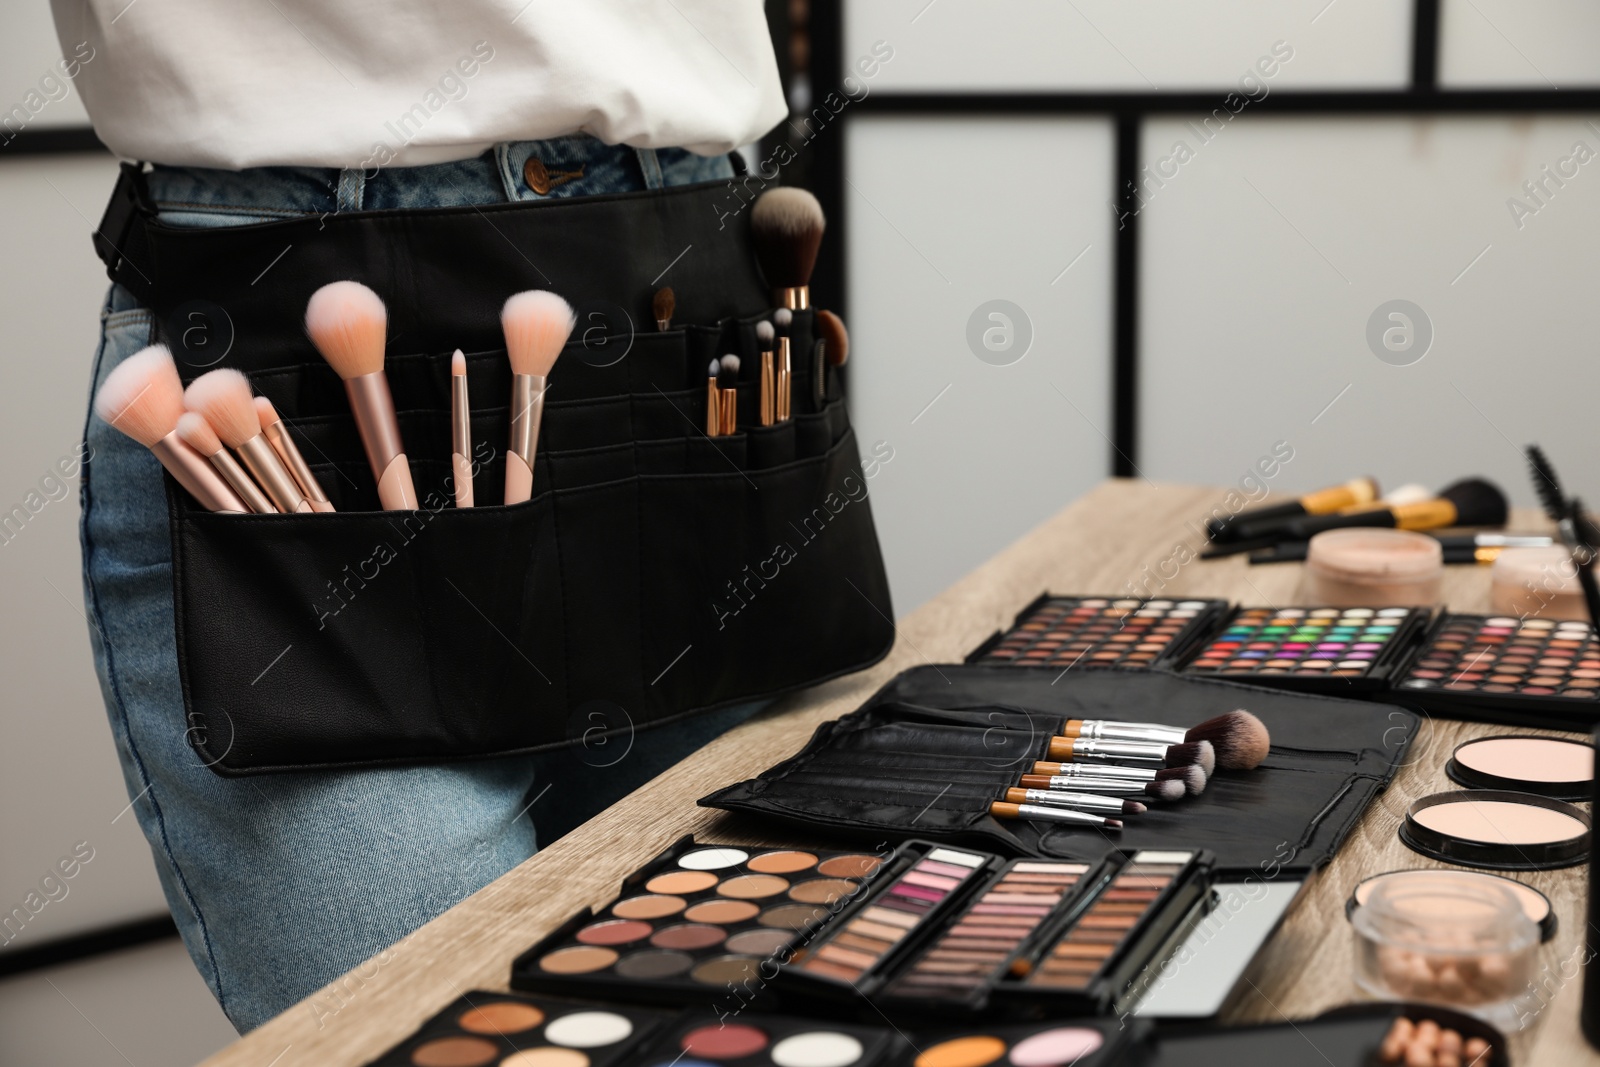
[650,923,727,950]
[612,895,687,920]
[817,855,884,879]
[788,878,858,904]
[645,870,720,895]
[684,899,762,924]
[538,946,619,974]
[759,904,830,929]
[411,1036,499,1067]
[457,1001,544,1035]
[689,955,762,985]
[747,850,820,873]
[717,874,790,899]
[614,949,695,979]
[576,919,653,946]
[725,928,796,956]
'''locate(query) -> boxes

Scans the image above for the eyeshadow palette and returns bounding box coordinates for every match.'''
[909,1017,1143,1067]
[1394,614,1600,727]
[998,850,1213,1014]
[968,596,1229,671]
[1180,606,1430,693]
[780,843,1002,1003]
[366,991,669,1067]
[511,837,889,1006]
[876,859,1099,1014]
[635,1013,900,1067]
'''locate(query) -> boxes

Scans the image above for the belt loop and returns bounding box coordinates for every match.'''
[635,148,664,191]
[335,168,366,212]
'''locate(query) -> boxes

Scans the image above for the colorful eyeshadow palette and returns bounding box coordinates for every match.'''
[366,991,669,1067]
[968,596,1229,671]
[1394,614,1600,728]
[909,1017,1142,1067]
[1180,607,1430,693]
[999,850,1212,1014]
[876,859,1100,1014]
[511,837,889,1006]
[635,1013,899,1067]
[780,843,1002,1002]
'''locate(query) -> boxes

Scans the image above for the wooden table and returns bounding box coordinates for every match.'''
[201,481,1596,1066]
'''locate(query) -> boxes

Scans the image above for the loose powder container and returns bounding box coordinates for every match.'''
[1305,528,1444,608]
[1399,789,1590,870]
[1346,869,1556,943]
[1351,871,1539,1029]
[1446,735,1595,801]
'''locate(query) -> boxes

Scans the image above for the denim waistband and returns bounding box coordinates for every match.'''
[144,136,736,227]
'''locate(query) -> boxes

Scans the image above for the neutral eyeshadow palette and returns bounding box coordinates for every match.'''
[967,596,1230,672]
[907,1017,1143,1067]
[366,991,670,1067]
[1180,606,1431,693]
[634,1013,901,1067]
[995,849,1213,1015]
[1394,614,1600,727]
[511,837,890,1005]
[874,859,1103,1015]
[778,842,1005,1004]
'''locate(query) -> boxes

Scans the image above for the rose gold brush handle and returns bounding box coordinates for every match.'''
[759,350,775,427]
[263,419,333,512]
[207,447,276,513]
[452,370,474,508]
[149,434,248,513]
[236,436,312,513]
[776,337,792,422]
[504,374,546,505]
[344,372,417,510]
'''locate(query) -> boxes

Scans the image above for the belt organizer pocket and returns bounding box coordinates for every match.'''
[97,165,894,774]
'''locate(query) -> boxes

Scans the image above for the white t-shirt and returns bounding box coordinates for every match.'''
[48,0,786,169]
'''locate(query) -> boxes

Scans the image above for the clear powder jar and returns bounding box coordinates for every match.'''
[1352,871,1539,1029]
[1306,528,1444,607]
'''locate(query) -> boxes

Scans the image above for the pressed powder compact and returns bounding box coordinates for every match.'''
[367,992,670,1067]
[512,837,889,1004]
[1399,790,1591,870]
[1446,735,1595,801]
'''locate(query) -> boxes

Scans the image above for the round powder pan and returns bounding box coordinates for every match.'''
[1399,789,1590,871]
[1446,735,1595,801]
[1344,868,1557,942]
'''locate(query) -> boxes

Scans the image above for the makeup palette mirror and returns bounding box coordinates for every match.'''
[1128,879,1305,1018]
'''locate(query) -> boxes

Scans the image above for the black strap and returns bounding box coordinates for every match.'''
[93,162,158,304]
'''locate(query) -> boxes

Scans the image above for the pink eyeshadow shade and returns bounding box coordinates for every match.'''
[903,871,963,891]
[917,860,975,879]
[892,884,947,903]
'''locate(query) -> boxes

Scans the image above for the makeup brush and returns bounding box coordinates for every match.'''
[304,281,417,511]
[1034,762,1208,795]
[451,350,472,508]
[816,309,849,368]
[652,287,675,332]
[989,802,1121,829]
[719,354,741,435]
[176,412,276,514]
[750,186,825,310]
[254,397,333,512]
[1002,788,1145,815]
[705,359,723,437]
[1241,478,1509,543]
[185,370,311,513]
[501,290,575,506]
[756,319,776,427]
[93,346,248,513]
[1250,532,1551,565]
[1063,710,1270,771]
[1046,737,1215,775]
[1018,775,1186,801]
[1208,476,1378,542]
[774,307,793,422]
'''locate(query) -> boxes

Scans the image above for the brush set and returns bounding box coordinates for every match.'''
[95,185,849,514]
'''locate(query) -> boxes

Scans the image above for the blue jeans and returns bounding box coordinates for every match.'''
[80,138,756,1032]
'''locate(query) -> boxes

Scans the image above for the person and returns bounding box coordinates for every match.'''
[57,0,787,1032]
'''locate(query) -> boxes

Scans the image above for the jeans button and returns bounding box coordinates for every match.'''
[523,157,551,195]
